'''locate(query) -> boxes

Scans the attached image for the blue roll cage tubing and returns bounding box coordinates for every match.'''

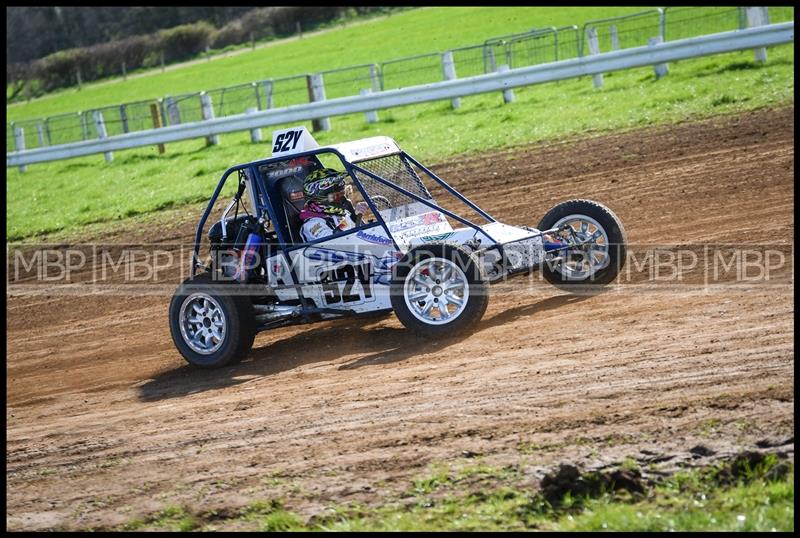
[190,147,508,280]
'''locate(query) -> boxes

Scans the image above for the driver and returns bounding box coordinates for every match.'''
[299,168,368,242]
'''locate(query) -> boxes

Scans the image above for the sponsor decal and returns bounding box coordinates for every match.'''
[266,165,303,179]
[388,211,445,232]
[356,231,393,246]
[420,232,455,242]
[303,247,366,264]
[310,223,324,236]
[352,142,394,160]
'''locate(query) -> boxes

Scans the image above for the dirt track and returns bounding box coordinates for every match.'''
[6,107,794,530]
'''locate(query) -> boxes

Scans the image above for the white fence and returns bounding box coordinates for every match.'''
[7,22,794,170]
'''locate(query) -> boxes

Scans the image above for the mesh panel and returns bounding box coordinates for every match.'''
[320,65,377,99]
[352,154,491,230]
[211,83,261,116]
[556,26,581,61]
[271,75,310,108]
[584,10,663,54]
[506,31,559,68]
[352,154,432,208]
[380,53,441,91]
[662,7,742,41]
[450,45,488,78]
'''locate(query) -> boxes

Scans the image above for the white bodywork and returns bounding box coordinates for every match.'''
[264,126,544,312]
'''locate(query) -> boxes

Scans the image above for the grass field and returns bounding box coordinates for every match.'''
[7,7,654,121]
[115,454,793,531]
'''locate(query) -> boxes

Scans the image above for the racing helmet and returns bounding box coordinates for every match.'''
[303,168,348,205]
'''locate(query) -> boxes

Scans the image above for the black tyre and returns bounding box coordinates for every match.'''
[537,199,627,288]
[169,272,256,368]
[390,243,489,338]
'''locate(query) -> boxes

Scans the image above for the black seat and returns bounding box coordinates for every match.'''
[278,175,306,244]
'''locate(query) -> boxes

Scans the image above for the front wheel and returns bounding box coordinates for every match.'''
[391,243,489,338]
[169,273,256,368]
[537,199,627,289]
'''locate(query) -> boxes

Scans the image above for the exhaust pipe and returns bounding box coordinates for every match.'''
[253,304,302,323]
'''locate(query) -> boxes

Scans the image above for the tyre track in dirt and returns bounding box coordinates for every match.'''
[6,106,794,530]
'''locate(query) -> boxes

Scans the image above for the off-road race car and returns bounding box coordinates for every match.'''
[169,126,627,368]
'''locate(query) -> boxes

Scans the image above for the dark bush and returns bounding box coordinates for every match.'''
[7,6,400,101]
[156,21,215,63]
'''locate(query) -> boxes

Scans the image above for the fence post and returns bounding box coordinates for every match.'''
[360,89,379,123]
[369,64,381,93]
[306,73,331,132]
[497,64,515,104]
[92,111,114,162]
[649,37,669,79]
[164,96,181,126]
[44,118,52,146]
[79,111,90,140]
[610,25,620,51]
[150,102,166,154]
[35,121,47,147]
[484,46,497,74]
[586,27,603,88]
[746,7,769,63]
[252,82,262,110]
[122,61,127,80]
[441,51,461,109]
[199,92,219,146]
[119,104,129,133]
[260,80,274,109]
[13,126,26,172]
[246,107,262,142]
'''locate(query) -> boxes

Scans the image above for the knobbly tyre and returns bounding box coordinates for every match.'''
[169,126,627,368]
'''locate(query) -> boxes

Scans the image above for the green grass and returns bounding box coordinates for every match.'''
[111,455,794,532]
[7,7,655,122]
[6,39,793,242]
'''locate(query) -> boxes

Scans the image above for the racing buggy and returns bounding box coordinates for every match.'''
[169,126,627,368]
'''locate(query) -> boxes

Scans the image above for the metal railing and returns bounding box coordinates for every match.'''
[7,22,794,169]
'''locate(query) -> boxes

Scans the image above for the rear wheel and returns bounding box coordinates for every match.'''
[391,243,489,338]
[169,273,256,368]
[537,199,627,288]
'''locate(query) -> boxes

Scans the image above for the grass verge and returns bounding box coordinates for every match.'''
[108,452,793,531]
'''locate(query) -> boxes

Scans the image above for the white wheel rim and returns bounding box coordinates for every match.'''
[404,258,470,325]
[179,293,226,354]
[551,214,610,280]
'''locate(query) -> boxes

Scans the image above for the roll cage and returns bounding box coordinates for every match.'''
[190,145,503,277]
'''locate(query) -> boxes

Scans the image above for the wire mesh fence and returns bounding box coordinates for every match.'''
[8,7,794,152]
[581,9,664,56]
[319,64,378,99]
[662,7,743,42]
[270,75,311,109]
[208,83,262,117]
[380,52,442,91]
